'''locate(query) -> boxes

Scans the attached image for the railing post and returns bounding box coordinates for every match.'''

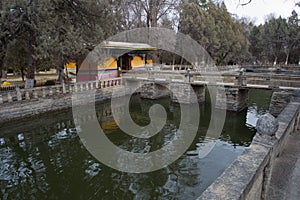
[80,83,83,91]
[42,88,47,98]
[33,91,38,99]
[56,86,61,94]
[62,83,66,94]
[25,91,30,100]
[17,91,22,101]
[0,94,3,104]
[49,88,53,96]
[74,84,78,92]
[69,84,73,93]
[95,81,99,89]
[7,92,13,102]
[16,86,22,101]
[90,82,94,89]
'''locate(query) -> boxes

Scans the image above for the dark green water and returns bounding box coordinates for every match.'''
[0,89,272,200]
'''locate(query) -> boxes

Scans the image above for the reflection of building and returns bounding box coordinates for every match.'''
[72,41,156,82]
[97,104,125,133]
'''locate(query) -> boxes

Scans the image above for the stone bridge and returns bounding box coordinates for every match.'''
[122,69,299,112]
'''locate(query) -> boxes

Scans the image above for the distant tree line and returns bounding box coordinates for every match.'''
[0,0,299,87]
[249,11,300,65]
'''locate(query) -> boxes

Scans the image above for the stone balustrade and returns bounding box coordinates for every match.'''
[124,69,300,89]
[0,78,122,104]
[198,96,300,200]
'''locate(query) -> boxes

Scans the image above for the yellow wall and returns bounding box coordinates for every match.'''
[65,62,76,69]
[66,55,152,71]
[131,56,145,68]
[98,57,117,70]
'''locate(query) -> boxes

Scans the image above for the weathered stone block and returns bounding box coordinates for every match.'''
[269,91,292,117]
[216,87,249,112]
[170,82,199,104]
[192,85,206,103]
[140,82,169,100]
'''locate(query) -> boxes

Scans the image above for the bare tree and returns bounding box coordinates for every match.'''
[113,0,179,29]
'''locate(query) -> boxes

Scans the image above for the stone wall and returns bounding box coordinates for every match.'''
[269,91,293,117]
[127,78,206,104]
[140,82,170,100]
[0,79,122,123]
[198,97,300,200]
[216,86,249,112]
[169,82,201,104]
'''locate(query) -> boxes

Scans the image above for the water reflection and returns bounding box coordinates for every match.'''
[0,89,272,199]
[246,89,273,128]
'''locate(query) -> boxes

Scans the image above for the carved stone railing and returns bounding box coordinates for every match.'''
[198,98,300,200]
[0,78,122,104]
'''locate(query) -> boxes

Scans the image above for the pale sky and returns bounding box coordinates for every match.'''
[224,0,300,25]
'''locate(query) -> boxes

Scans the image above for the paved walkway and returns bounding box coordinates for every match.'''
[266,130,300,200]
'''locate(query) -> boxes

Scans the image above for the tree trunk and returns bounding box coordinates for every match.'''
[0,59,3,82]
[0,52,6,82]
[25,41,35,88]
[25,53,35,88]
[21,66,25,82]
[172,55,175,71]
[285,52,290,65]
[149,0,158,27]
[273,56,278,66]
[57,66,64,84]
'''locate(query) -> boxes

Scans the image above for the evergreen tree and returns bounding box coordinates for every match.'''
[178,0,248,65]
[1,0,115,86]
[4,38,28,81]
[249,25,264,63]
[263,16,288,65]
[285,10,300,64]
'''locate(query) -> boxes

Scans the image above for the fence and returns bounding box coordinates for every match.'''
[0,78,122,104]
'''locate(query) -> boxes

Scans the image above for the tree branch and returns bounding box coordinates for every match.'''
[241,0,252,6]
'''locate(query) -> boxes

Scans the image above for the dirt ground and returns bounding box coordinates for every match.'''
[2,70,58,86]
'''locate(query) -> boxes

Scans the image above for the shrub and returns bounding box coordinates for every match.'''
[44,80,56,86]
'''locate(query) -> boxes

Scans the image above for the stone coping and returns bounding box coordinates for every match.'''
[0,78,122,105]
[198,100,300,200]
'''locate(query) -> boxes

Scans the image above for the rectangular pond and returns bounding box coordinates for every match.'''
[0,89,272,199]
